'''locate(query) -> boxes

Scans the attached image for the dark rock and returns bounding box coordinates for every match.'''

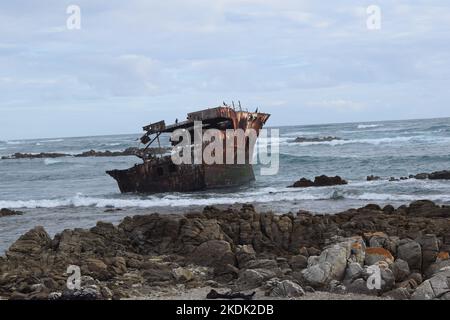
[392,259,410,282]
[61,286,101,300]
[428,170,450,180]
[397,239,422,272]
[343,262,364,284]
[289,255,308,270]
[416,234,440,271]
[292,136,341,143]
[383,287,411,300]
[264,279,305,297]
[367,175,381,181]
[235,245,256,268]
[411,269,450,300]
[190,240,236,275]
[236,269,277,290]
[0,208,23,217]
[382,205,395,214]
[346,278,377,296]
[290,175,347,188]
[414,173,429,180]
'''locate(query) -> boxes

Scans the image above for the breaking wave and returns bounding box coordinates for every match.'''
[2,188,449,209]
[44,158,63,165]
[357,124,382,129]
[277,135,450,147]
[38,139,64,143]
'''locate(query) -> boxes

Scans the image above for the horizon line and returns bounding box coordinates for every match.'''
[2,115,449,142]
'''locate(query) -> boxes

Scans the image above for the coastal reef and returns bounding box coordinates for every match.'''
[0,147,168,160]
[0,200,449,300]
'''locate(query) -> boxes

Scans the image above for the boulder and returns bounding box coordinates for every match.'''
[424,259,450,279]
[392,259,410,282]
[61,285,101,300]
[244,259,278,270]
[236,269,277,290]
[397,239,422,271]
[411,269,450,300]
[6,226,51,261]
[346,278,377,296]
[235,245,256,268]
[301,241,351,287]
[416,234,439,271]
[172,267,194,282]
[364,247,394,265]
[190,240,235,275]
[328,280,347,294]
[382,287,411,300]
[265,279,305,297]
[344,262,364,284]
[83,258,111,281]
[289,255,308,270]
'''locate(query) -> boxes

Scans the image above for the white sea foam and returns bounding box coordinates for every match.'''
[39,139,64,143]
[357,124,382,129]
[1,188,449,209]
[6,140,24,145]
[44,158,62,165]
[279,135,450,147]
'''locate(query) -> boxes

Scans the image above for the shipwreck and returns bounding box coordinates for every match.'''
[107,104,270,193]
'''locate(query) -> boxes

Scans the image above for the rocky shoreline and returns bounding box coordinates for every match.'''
[0,200,449,300]
[0,147,168,160]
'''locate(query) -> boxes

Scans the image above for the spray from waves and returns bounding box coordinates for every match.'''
[2,188,450,209]
[357,124,382,129]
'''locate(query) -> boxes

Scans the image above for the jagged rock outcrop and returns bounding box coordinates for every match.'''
[0,201,449,299]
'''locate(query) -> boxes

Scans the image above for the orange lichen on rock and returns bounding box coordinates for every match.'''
[437,251,449,261]
[366,247,394,261]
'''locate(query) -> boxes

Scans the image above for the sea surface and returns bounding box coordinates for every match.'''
[1,117,450,252]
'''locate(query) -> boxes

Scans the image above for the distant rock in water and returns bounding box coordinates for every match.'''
[291,136,342,143]
[1,152,67,159]
[1,147,168,160]
[367,175,381,181]
[429,170,450,180]
[290,175,348,188]
[0,208,23,217]
[383,170,450,182]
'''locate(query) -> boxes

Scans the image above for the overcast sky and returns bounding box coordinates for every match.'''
[1,0,450,139]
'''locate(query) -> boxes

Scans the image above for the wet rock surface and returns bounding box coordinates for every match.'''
[290,175,348,188]
[0,200,449,300]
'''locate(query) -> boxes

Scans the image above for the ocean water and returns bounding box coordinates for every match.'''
[1,117,450,252]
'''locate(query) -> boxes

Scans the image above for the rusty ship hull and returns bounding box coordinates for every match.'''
[107,105,270,194]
